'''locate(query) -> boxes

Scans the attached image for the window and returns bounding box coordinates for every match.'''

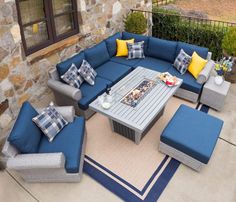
[16,0,79,55]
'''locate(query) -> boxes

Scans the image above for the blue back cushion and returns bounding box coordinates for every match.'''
[8,102,42,153]
[122,32,149,55]
[176,42,209,59]
[56,52,85,77]
[105,32,122,57]
[148,37,177,63]
[84,41,110,69]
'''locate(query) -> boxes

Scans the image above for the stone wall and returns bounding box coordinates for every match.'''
[0,0,152,138]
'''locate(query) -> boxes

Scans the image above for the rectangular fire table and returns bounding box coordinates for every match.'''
[89,67,182,144]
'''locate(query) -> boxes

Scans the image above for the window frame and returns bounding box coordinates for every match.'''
[16,0,79,56]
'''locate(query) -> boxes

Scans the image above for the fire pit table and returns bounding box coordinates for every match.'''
[89,67,182,144]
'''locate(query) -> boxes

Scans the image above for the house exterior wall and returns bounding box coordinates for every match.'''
[0,0,152,137]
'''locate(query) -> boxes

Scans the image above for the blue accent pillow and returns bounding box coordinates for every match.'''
[78,60,97,85]
[8,101,42,153]
[127,41,145,59]
[56,52,85,77]
[176,42,209,59]
[84,41,110,69]
[105,32,122,57]
[33,103,68,142]
[173,49,192,75]
[122,32,149,55]
[148,37,177,63]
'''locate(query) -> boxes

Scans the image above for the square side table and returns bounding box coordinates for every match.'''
[200,76,231,111]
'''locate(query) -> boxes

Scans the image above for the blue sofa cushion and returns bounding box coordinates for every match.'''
[38,117,85,173]
[135,57,173,72]
[56,52,85,77]
[96,61,132,84]
[167,67,202,94]
[84,41,110,69]
[79,77,112,110]
[176,42,209,59]
[110,56,141,67]
[122,32,149,55]
[105,32,122,57]
[148,37,177,63]
[8,102,42,153]
[161,105,223,164]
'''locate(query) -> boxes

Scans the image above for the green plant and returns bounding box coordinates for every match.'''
[124,12,147,34]
[222,27,236,56]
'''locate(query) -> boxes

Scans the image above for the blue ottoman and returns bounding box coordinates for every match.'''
[159,104,223,171]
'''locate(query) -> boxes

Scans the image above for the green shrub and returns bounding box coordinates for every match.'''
[222,27,236,56]
[124,12,147,34]
[152,8,229,60]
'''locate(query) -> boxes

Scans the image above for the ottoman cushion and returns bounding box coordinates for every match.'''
[161,104,223,164]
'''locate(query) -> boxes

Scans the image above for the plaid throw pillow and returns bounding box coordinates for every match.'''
[78,60,97,85]
[61,63,84,88]
[173,49,192,75]
[32,103,68,142]
[127,41,145,60]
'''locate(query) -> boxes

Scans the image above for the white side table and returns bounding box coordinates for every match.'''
[200,76,231,111]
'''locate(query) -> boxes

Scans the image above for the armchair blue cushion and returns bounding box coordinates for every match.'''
[84,41,110,69]
[8,102,42,154]
[56,52,85,77]
[38,116,85,173]
[148,37,177,63]
[122,32,149,55]
[176,42,209,59]
[79,77,112,110]
[105,32,122,57]
[96,61,132,84]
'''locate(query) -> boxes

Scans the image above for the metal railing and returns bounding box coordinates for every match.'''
[131,9,236,60]
[152,0,175,6]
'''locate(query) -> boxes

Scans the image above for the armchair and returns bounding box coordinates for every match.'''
[2,105,86,183]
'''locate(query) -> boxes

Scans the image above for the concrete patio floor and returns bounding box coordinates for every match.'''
[1,84,236,202]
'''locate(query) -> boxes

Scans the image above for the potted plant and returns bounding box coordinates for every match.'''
[221,27,236,83]
[124,12,147,35]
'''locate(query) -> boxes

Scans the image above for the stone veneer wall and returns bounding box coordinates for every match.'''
[0,0,152,138]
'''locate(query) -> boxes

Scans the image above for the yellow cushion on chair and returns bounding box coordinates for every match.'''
[116,39,134,57]
[188,52,208,79]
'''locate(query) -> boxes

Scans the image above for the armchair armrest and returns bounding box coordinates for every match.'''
[47,79,82,101]
[197,60,215,84]
[37,106,75,123]
[7,153,65,170]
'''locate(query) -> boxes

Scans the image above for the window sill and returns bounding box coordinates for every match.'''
[27,34,86,65]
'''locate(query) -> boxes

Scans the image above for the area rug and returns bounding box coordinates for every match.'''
[83,97,197,202]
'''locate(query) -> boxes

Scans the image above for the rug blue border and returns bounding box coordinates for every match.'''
[83,104,209,201]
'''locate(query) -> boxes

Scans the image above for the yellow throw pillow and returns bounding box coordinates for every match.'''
[188,52,207,79]
[116,39,134,57]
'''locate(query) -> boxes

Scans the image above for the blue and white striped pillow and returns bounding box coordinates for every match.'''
[127,41,145,60]
[61,63,84,89]
[173,49,192,75]
[32,103,68,142]
[78,60,97,85]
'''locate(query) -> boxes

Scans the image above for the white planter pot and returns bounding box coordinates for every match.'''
[214,76,224,86]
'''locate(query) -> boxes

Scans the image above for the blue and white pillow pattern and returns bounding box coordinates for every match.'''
[78,60,97,85]
[127,41,145,60]
[61,63,84,89]
[173,49,192,75]
[32,103,68,142]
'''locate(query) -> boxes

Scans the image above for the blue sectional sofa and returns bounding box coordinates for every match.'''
[48,32,214,119]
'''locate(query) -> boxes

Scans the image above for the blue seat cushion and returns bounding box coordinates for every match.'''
[176,42,209,59]
[38,117,85,173]
[56,52,85,77]
[167,67,203,94]
[8,101,42,153]
[135,57,172,72]
[79,77,112,110]
[148,37,177,63]
[105,32,122,57]
[161,105,223,164]
[84,41,110,69]
[110,56,141,67]
[96,61,132,84]
[122,32,149,55]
